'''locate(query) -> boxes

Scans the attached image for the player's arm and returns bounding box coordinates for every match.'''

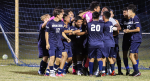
[45,31,50,50]
[41,18,49,28]
[62,32,71,43]
[124,18,141,33]
[78,11,88,19]
[75,31,86,36]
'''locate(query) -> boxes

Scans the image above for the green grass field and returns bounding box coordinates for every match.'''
[0,65,150,81]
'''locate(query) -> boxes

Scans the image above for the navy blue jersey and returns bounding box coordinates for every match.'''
[128,15,142,42]
[121,18,131,38]
[45,20,65,47]
[62,24,75,48]
[87,21,104,48]
[103,21,115,47]
[38,23,46,46]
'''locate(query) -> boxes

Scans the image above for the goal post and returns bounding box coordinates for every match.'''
[15,0,19,64]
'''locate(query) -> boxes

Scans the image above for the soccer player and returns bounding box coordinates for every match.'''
[60,13,80,75]
[120,7,131,75]
[72,16,87,75]
[38,14,51,75]
[123,4,142,77]
[45,9,71,77]
[101,11,116,76]
[110,9,123,75]
[80,1,101,23]
[87,11,104,77]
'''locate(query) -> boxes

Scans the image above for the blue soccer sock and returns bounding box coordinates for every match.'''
[77,61,82,71]
[136,59,139,67]
[102,66,106,73]
[63,62,68,73]
[123,58,129,69]
[89,62,94,75]
[58,68,63,74]
[45,69,50,75]
[39,60,47,73]
[98,61,103,72]
[54,64,59,72]
[110,64,115,72]
[133,64,139,72]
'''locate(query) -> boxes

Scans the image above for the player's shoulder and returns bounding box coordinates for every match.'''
[133,15,140,21]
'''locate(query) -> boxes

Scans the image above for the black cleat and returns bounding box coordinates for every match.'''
[80,67,89,76]
[126,69,130,75]
[129,71,141,77]
[96,71,102,77]
[117,71,123,75]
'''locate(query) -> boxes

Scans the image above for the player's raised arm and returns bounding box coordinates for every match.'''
[41,14,51,28]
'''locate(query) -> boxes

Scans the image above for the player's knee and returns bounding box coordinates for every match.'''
[68,57,72,61]
[129,54,134,59]
[89,58,94,62]
[97,58,102,61]
[50,56,55,61]
[43,56,49,62]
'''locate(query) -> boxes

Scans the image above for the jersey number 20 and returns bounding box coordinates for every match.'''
[91,24,100,31]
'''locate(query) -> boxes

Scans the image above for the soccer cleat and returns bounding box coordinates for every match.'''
[102,73,106,76]
[80,67,89,76]
[56,73,64,77]
[94,69,99,76]
[50,72,56,77]
[96,71,102,77]
[89,74,93,77]
[110,71,116,76]
[72,67,76,74]
[126,69,130,75]
[129,71,141,77]
[44,74,49,76]
[38,70,45,75]
[77,71,83,76]
[117,71,123,75]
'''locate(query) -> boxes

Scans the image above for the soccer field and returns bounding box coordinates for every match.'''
[0,65,150,81]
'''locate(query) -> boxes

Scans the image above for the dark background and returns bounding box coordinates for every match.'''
[0,0,150,32]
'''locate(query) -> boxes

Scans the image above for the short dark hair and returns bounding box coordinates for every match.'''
[64,8,73,14]
[103,6,110,12]
[53,9,62,17]
[122,7,128,11]
[103,11,111,19]
[92,11,100,19]
[90,1,100,11]
[74,16,82,22]
[54,6,63,10]
[63,13,69,21]
[127,4,137,13]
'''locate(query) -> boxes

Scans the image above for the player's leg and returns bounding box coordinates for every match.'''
[45,49,56,77]
[96,48,103,77]
[55,47,64,77]
[72,48,77,74]
[88,48,96,76]
[102,57,106,76]
[122,39,130,75]
[63,48,72,74]
[135,53,139,67]
[115,44,123,75]
[38,46,49,75]
[129,42,141,77]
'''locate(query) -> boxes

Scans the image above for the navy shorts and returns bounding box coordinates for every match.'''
[122,37,131,51]
[48,47,63,58]
[38,45,49,58]
[63,47,73,58]
[110,44,119,58]
[102,47,114,58]
[130,42,141,53]
[88,48,104,59]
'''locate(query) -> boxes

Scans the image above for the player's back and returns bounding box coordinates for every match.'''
[103,21,115,47]
[87,21,104,48]
[38,23,46,46]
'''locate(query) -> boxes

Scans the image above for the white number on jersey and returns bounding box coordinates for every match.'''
[109,25,113,33]
[91,24,101,32]
[56,28,60,33]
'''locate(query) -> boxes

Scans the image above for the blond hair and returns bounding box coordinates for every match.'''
[40,14,50,21]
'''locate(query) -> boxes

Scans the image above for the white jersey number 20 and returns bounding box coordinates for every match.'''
[91,24,101,32]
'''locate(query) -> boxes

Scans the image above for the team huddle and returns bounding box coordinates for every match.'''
[38,1,142,77]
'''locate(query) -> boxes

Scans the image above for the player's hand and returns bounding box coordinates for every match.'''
[123,29,130,33]
[46,44,50,50]
[66,38,71,43]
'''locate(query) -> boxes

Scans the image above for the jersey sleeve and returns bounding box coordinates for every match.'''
[39,24,43,31]
[134,17,141,28]
[45,21,50,32]
[110,18,117,26]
